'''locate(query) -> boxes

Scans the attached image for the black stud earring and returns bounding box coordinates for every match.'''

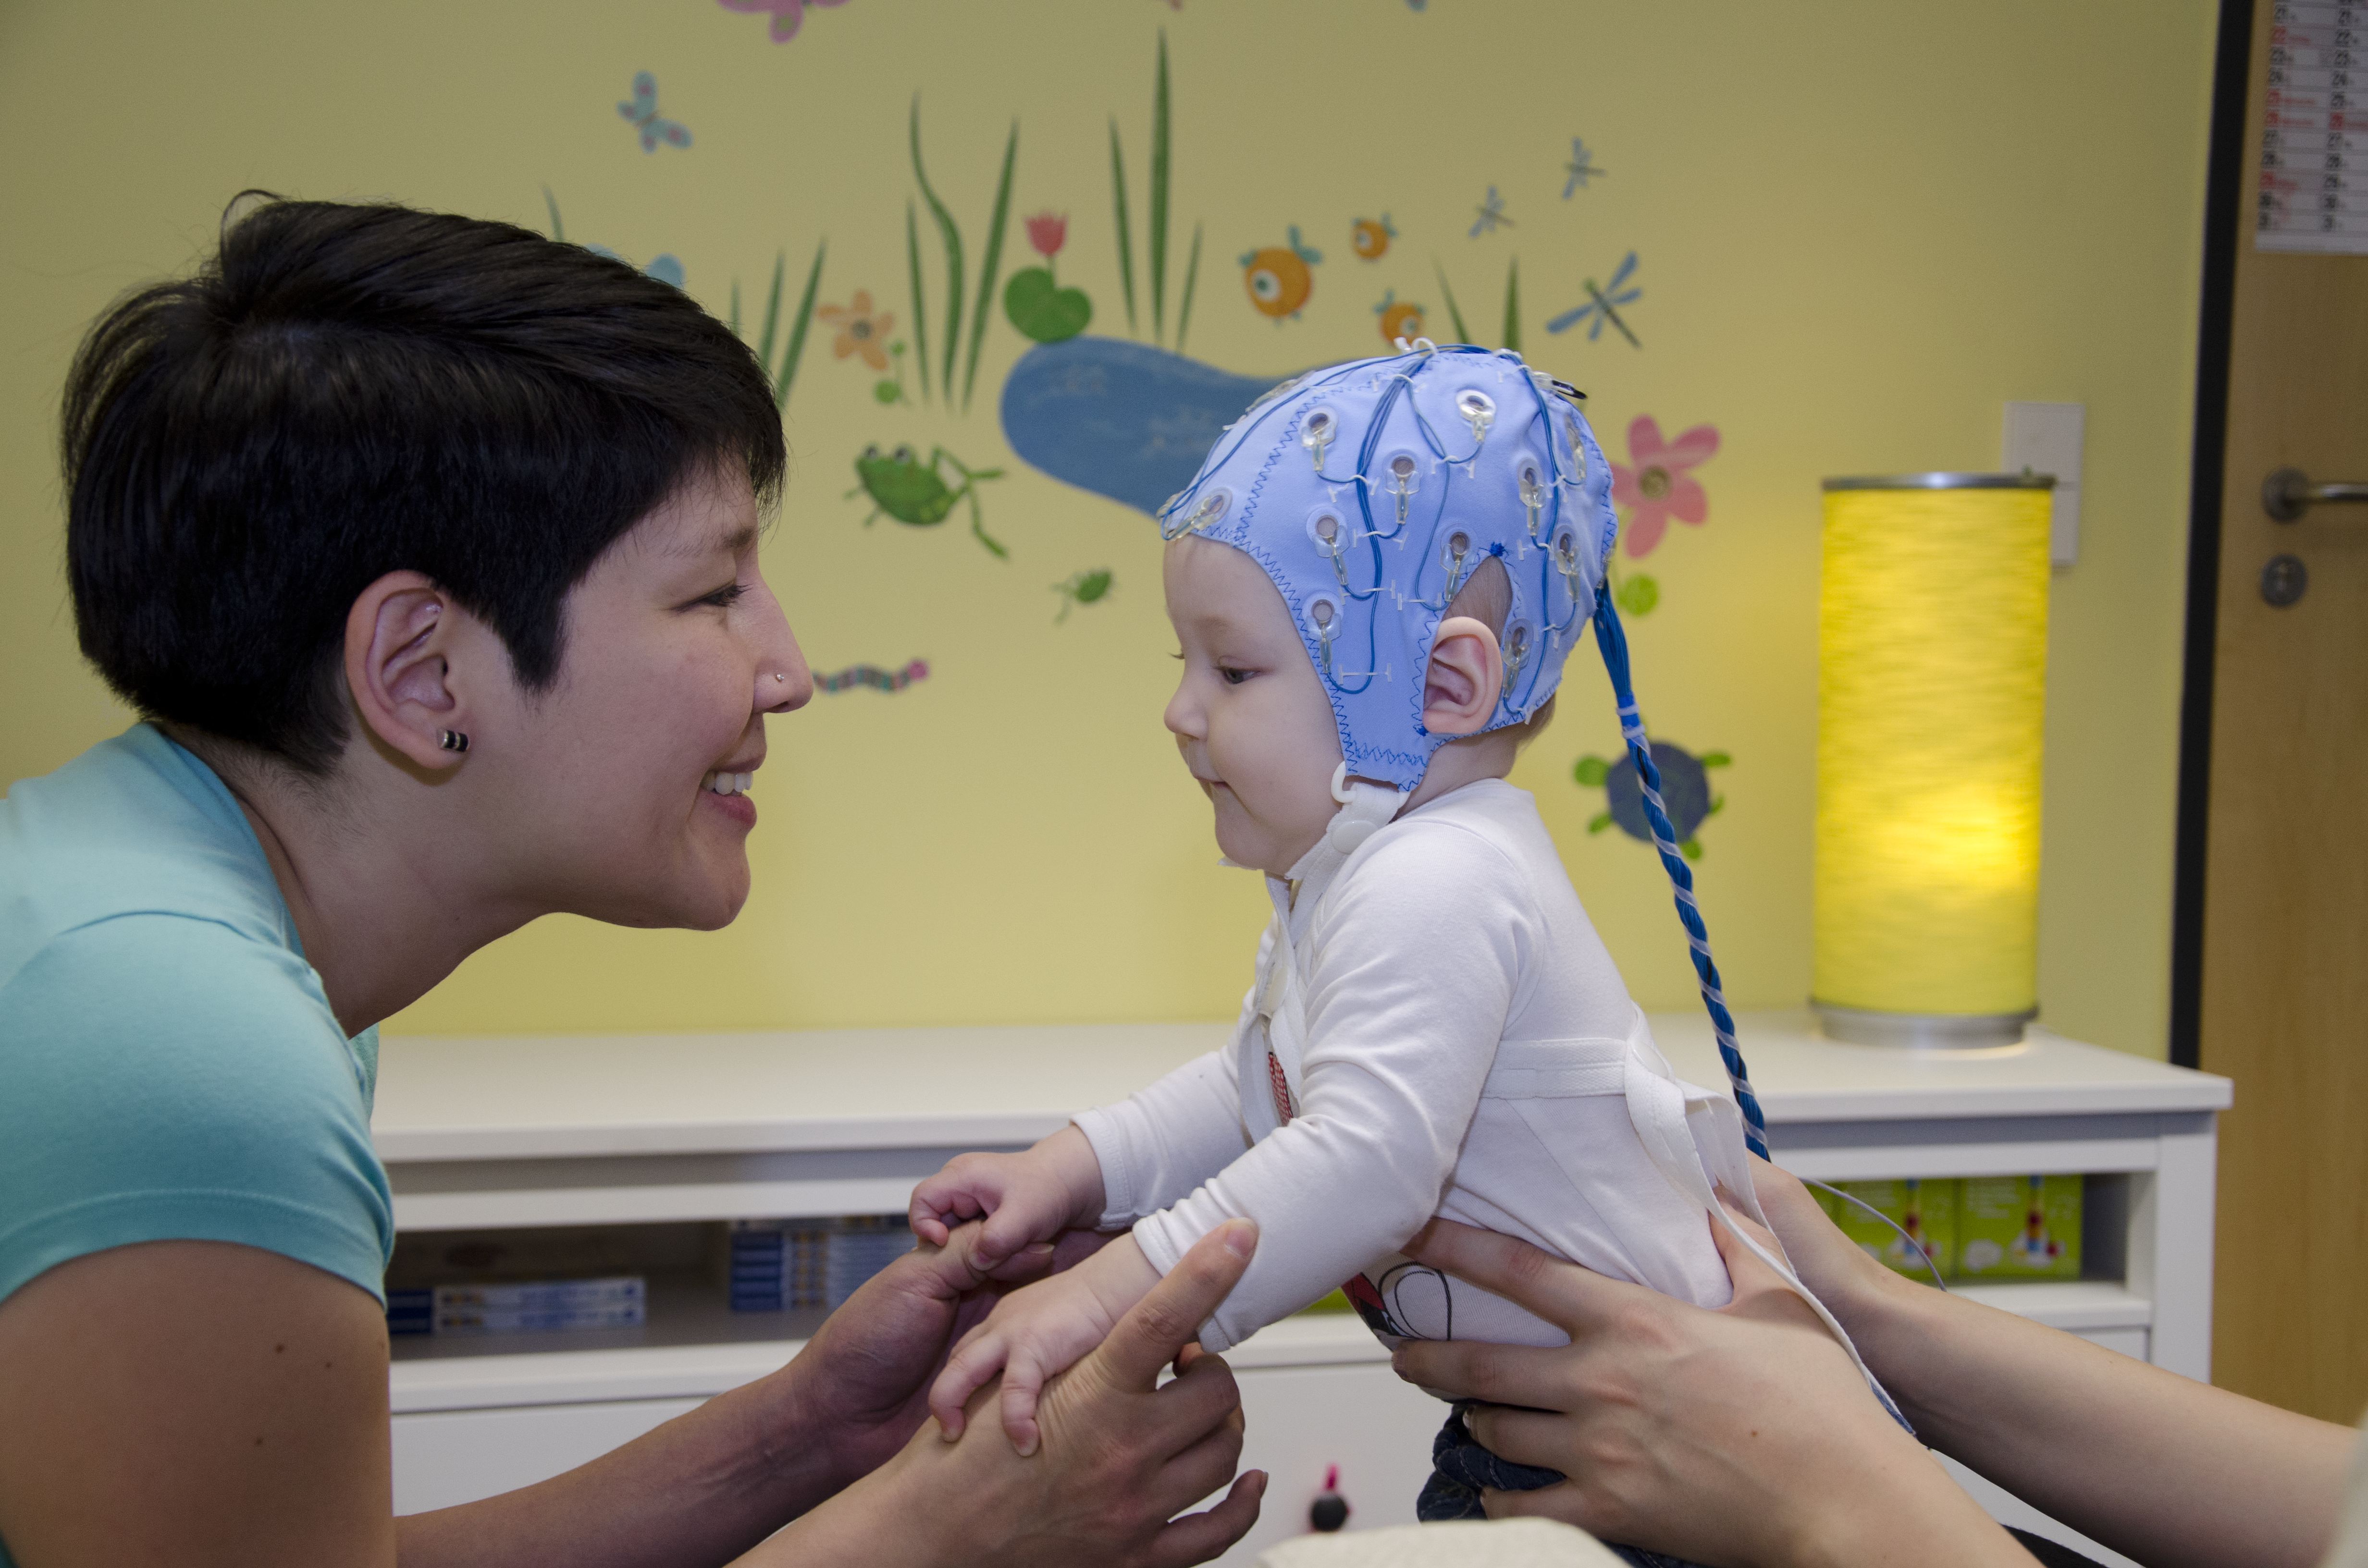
[438,730,469,754]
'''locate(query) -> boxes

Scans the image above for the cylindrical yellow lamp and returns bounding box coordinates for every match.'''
[1813,474,2053,1048]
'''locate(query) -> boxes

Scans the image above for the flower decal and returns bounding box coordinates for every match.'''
[819,291,895,373]
[1611,415,1718,557]
[1025,212,1069,262]
[719,0,848,44]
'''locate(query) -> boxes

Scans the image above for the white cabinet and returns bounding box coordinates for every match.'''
[376,1012,2228,1565]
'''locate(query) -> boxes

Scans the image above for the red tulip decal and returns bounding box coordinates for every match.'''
[1026,213,1069,266]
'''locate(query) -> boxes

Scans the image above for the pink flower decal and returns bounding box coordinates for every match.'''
[1025,212,1068,259]
[718,0,848,44]
[1611,415,1718,558]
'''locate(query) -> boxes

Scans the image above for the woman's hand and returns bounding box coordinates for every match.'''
[758,1220,1268,1568]
[1391,1210,2035,1568]
[767,1217,1106,1491]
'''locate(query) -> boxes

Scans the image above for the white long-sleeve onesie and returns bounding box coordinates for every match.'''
[1074,778,1751,1356]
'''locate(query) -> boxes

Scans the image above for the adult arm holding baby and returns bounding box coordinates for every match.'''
[1394,1159,2356,1568]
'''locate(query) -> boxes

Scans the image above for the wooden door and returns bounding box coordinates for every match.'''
[2199,0,2368,1421]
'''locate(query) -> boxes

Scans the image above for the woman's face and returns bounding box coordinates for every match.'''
[476,466,809,931]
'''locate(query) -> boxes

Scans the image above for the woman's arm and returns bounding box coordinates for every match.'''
[1751,1160,2353,1568]
[1392,1214,2035,1568]
[759,1220,1267,1568]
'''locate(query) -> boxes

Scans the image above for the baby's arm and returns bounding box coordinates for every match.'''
[926,1232,1163,1453]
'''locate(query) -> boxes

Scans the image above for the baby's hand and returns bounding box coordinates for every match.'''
[909,1124,1107,1271]
[929,1235,1163,1454]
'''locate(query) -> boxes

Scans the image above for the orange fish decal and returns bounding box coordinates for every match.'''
[1350,215,1395,260]
[1373,289,1424,344]
[1241,227,1323,320]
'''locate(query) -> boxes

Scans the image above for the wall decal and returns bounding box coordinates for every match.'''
[818,290,895,373]
[906,101,1018,411]
[814,659,930,694]
[1052,568,1115,623]
[1468,185,1512,237]
[1562,137,1606,196]
[1004,213,1093,343]
[1574,742,1731,860]
[1546,250,1641,346]
[726,243,828,412]
[849,443,1008,557]
[1614,416,1718,557]
[1240,227,1321,321]
[1000,336,1277,515]
[1350,215,1395,260]
[718,0,848,44]
[617,72,691,153]
[1374,290,1425,344]
[1107,33,1202,350]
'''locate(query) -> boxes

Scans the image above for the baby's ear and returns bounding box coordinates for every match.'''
[1422,615,1505,737]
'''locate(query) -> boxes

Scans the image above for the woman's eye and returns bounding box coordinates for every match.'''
[697,581,749,610]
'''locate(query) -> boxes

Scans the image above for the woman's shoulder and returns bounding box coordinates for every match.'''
[1,726,292,993]
[0,772,393,1311]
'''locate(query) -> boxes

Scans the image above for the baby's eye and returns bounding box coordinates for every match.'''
[1219,665,1253,686]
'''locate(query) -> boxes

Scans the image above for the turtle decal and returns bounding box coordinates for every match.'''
[1573,741,1730,860]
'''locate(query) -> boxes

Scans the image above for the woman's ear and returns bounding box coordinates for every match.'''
[1422,614,1505,738]
[343,571,475,772]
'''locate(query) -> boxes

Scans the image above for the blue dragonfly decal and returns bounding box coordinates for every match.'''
[618,72,691,154]
[1546,251,1641,347]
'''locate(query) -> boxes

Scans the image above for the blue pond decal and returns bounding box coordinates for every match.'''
[999,336,1284,517]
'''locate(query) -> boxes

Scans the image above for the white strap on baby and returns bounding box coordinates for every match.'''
[1610,1009,1907,1421]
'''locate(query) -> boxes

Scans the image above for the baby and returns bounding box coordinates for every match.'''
[912,345,1883,1523]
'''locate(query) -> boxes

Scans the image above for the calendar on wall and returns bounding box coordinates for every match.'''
[2260,1,2368,252]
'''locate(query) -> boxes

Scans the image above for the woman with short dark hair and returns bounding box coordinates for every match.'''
[0,198,1264,1568]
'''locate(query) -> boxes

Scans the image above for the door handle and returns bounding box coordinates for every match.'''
[2263,467,2368,522]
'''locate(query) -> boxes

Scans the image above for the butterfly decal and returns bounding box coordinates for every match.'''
[617,72,691,154]
[718,0,850,44]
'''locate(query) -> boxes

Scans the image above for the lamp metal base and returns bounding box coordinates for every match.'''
[1813,1003,2034,1049]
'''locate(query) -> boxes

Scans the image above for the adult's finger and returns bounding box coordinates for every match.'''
[1090,1220,1257,1389]
[1480,1478,1598,1529]
[1144,1470,1268,1568]
[1390,1335,1558,1409]
[1464,1404,1577,1474]
[1403,1218,1642,1338]
[1704,1200,1827,1327]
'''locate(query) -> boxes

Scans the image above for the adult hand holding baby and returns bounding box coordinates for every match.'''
[764,1219,1269,1567]
[1391,1204,2035,1568]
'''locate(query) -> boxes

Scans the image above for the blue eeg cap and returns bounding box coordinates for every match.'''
[1154,344,1614,793]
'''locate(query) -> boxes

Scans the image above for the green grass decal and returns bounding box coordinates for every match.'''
[1175,222,1203,352]
[1109,120,1138,334]
[1149,31,1171,342]
[756,251,785,375]
[1434,260,1472,345]
[773,240,826,411]
[963,122,1018,412]
[906,202,932,402]
[910,99,966,404]
[542,186,566,243]
[1502,258,1521,353]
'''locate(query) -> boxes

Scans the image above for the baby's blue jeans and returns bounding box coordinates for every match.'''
[1413,1405,1702,1568]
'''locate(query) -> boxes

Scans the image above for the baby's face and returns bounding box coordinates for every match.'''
[1162,536,1345,877]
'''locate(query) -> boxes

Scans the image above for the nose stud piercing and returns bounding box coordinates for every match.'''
[438,730,469,753]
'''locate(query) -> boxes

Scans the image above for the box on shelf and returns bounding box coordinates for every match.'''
[1824,1178,1955,1279]
[384,1221,702,1337]
[386,1276,649,1336]
[728,1215,916,1313]
[1957,1175,2082,1279]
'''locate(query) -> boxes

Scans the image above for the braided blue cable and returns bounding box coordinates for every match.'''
[1589,591,1769,1160]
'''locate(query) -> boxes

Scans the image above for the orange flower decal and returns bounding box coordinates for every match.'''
[819,290,895,373]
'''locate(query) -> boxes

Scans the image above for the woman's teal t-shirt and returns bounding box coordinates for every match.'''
[0,724,395,1313]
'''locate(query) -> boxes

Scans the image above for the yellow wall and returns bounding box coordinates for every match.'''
[0,0,2215,1057]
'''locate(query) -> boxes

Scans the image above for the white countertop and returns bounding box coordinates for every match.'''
[373,1012,2229,1164]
